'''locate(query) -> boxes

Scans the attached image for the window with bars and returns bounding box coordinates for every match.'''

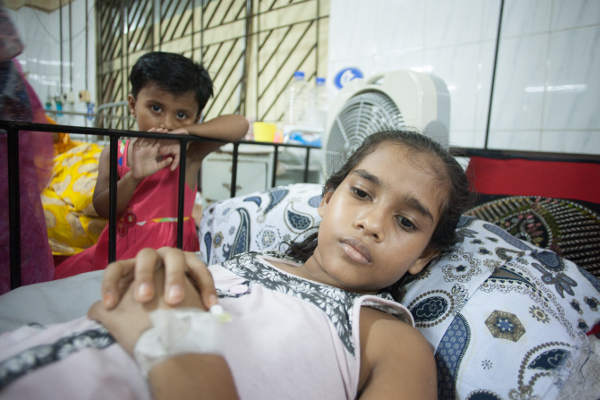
[96,0,329,127]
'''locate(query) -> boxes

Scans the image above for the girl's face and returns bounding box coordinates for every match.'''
[305,143,446,294]
[128,85,200,132]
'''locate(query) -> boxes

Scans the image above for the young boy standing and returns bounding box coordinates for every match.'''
[55,52,248,279]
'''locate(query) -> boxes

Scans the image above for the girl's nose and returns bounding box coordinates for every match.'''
[355,206,384,241]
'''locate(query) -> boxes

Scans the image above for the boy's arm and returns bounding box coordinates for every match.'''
[93,145,143,218]
[185,114,249,142]
[94,139,176,218]
[175,115,249,162]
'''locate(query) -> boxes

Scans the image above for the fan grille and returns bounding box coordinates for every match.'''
[324,91,405,177]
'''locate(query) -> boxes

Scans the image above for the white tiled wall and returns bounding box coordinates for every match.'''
[7,0,600,154]
[327,0,600,154]
[7,0,96,128]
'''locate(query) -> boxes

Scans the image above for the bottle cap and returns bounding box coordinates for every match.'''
[294,71,305,80]
[316,77,325,85]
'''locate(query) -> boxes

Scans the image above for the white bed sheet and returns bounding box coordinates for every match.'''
[0,270,103,334]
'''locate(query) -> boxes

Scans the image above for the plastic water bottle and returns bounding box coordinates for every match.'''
[308,77,328,129]
[283,71,308,128]
[287,77,327,147]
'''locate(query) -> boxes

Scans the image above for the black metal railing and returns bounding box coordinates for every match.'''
[7,121,598,291]
[450,147,600,164]
[1,121,319,290]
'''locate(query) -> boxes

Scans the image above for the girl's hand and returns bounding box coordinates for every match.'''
[101,247,218,311]
[130,137,174,180]
[89,266,205,355]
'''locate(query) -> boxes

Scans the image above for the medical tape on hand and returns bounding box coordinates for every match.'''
[133,307,224,378]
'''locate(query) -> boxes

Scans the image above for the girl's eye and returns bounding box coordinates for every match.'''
[397,216,415,230]
[351,187,370,200]
[177,112,188,119]
[151,105,161,112]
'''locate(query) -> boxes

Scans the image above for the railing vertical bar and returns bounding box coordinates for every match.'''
[108,133,120,264]
[231,142,239,197]
[271,144,278,187]
[177,139,188,249]
[303,147,311,183]
[7,125,21,289]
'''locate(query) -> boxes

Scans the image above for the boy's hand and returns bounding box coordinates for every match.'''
[100,247,218,311]
[148,127,187,171]
[168,127,190,136]
[131,138,175,180]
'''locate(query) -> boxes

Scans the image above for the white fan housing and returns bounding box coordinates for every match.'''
[323,69,450,178]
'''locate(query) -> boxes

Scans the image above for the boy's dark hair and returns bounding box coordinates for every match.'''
[130,51,213,117]
[286,130,475,301]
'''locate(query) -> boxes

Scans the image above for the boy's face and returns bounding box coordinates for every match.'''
[128,85,201,132]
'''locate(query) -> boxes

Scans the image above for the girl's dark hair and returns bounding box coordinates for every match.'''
[286,130,475,301]
[130,52,214,117]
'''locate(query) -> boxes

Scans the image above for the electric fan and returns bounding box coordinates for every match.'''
[323,69,450,178]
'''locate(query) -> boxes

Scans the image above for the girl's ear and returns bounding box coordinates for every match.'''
[317,190,334,217]
[408,247,440,275]
[128,94,137,118]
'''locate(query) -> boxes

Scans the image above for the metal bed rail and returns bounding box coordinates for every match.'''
[1,121,319,290]
[450,147,600,164]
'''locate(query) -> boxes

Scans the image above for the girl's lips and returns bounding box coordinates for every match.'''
[340,238,372,264]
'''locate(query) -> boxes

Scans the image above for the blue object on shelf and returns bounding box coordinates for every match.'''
[288,131,321,147]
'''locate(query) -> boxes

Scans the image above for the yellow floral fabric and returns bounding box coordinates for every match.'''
[46,115,81,156]
[53,131,80,157]
[41,143,107,256]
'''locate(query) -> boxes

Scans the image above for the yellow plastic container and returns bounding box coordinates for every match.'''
[253,122,277,142]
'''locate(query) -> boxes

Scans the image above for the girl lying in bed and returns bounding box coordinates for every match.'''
[0,130,473,399]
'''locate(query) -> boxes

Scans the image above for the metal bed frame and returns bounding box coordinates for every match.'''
[4,122,600,290]
[1,121,318,290]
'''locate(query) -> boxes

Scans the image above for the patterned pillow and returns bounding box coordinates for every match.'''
[465,196,600,278]
[403,216,600,399]
[199,185,600,399]
[199,183,323,265]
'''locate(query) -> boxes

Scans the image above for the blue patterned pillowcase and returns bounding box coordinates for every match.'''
[199,185,600,399]
[199,184,323,265]
[404,216,600,399]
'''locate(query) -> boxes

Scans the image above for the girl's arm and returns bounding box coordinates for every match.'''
[88,265,239,400]
[149,354,239,400]
[357,308,437,400]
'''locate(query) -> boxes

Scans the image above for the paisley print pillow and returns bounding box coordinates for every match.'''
[403,216,600,400]
[198,183,323,265]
